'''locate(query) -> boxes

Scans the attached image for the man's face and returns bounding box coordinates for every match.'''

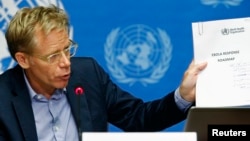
[25,29,71,93]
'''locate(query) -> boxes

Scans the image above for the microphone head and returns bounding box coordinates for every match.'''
[74,86,84,95]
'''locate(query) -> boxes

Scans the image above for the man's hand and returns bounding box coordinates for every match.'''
[179,60,207,102]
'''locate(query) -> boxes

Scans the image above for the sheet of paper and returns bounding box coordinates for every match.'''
[192,17,250,107]
[82,132,197,141]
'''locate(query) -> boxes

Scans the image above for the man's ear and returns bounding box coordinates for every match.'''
[15,52,30,69]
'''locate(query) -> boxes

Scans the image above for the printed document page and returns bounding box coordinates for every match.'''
[192,17,250,107]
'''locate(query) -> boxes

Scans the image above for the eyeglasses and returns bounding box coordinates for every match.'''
[32,40,78,64]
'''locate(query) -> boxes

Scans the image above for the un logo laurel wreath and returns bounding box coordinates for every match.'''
[201,0,243,8]
[104,27,172,86]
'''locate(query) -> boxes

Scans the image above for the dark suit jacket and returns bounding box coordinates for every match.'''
[0,57,187,141]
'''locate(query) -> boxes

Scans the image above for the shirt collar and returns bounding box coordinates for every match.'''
[22,70,66,100]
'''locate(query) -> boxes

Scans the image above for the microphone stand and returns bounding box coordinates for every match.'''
[78,94,82,141]
[74,86,84,141]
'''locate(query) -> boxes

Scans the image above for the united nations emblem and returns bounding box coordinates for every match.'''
[104,24,172,86]
[201,0,243,8]
[0,0,71,74]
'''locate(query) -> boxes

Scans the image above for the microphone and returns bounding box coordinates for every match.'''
[75,86,84,95]
[74,85,84,141]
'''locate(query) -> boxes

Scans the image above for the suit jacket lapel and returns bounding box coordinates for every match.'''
[12,96,38,141]
[12,66,38,141]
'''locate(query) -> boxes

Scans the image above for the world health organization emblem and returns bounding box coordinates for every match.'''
[104,24,172,86]
[0,0,70,74]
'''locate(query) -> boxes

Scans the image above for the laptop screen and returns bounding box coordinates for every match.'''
[184,106,250,141]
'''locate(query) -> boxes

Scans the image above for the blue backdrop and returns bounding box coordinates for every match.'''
[0,0,250,132]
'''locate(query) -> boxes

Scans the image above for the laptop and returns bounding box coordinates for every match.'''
[184,106,250,141]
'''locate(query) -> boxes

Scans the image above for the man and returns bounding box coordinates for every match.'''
[0,4,207,141]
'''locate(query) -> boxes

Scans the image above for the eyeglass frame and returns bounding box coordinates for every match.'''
[29,39,78,64]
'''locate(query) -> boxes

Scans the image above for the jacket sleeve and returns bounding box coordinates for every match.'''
[71,57,187,131]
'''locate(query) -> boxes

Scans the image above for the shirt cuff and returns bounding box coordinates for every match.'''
[174,87,193,112]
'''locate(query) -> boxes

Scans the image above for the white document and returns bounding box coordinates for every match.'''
[82,132,197,141]
[192,17,250,107]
